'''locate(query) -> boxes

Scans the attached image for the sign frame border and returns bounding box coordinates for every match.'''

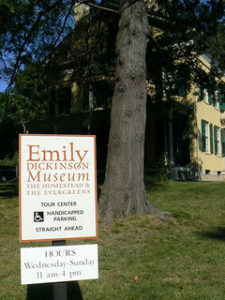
[19,134,98,242]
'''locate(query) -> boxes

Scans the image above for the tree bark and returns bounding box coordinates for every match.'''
[99,0,158,222]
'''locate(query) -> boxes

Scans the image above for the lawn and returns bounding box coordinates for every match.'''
[0,179,225,299]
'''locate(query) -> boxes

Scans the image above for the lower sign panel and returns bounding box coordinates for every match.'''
[21,244,98,285]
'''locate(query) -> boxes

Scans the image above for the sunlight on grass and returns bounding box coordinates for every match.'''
[0,180,225,299]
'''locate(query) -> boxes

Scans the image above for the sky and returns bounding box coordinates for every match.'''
[0,81,8,93]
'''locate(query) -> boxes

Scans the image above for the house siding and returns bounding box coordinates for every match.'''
[197,100,223,172]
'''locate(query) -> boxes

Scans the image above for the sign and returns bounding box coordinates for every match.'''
[21,244,98,285]
[19,134,97,242]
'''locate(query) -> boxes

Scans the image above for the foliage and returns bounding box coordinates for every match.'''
[0,0,224,92]
[206,20,225,70]
[0,152,18,166]
[145,167,171,185]
[0,63,48,122]
[0,0,74,87]
[0,118,19,159]
[0,0,224,111]
[0,62,49,158]
[146,0,225,101]
[46,6,118,86]
[0,62,48,160]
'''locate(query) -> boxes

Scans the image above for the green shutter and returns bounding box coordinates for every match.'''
[210,124,213,154]
[221,129,225,157]
[214,126,218,154]
[213,93,217,107]
[200,88,204,100]
[201,120,206,152]
[208,94,212,105]
[177,76,187,97]
[219,91,225,110]
[178,86,187,96]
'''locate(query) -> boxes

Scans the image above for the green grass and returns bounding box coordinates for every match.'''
[1,180,225,299]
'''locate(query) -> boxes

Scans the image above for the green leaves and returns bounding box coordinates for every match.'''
[0,63,48,122]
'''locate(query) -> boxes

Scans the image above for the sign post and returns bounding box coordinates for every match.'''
[19,134,98,298]
[52,240,67,300]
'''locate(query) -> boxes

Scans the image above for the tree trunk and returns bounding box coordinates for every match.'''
[99,0,158,222]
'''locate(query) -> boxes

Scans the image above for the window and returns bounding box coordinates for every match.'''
[214,126,220,155]
[212,92,217,107]
[214,91,219,108]
[208,93,212,105]
[207,91,218,107]
[55,88,71,115]
[210,124,214,154]
[201,120,209,152]
[164,64,189,97]
[219,90,225,110]
[83,81,113,111]
[200,88,208,102]
[221,128,225,157]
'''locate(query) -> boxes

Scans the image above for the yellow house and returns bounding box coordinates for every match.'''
[144,54,225,181]
[161,54,225,181]
[25,4,225,181]
[40,51,225,181]
[70,3,225,181]
[188,54,225,181]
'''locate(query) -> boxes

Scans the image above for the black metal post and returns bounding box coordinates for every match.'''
[52,240,67,300]
[53,282,67,300]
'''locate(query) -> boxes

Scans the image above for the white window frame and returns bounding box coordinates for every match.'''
[203,89,208,102]
[215,91,219,109]
[205,122,209,152]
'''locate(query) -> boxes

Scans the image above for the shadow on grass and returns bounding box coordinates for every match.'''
[198,226,225,242]
[0,181,18,198]
[27,282,83,300]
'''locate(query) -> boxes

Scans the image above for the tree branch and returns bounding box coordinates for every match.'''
[7,0,64,92]
[49,3,74,52]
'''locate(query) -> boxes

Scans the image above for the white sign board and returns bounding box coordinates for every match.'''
[21,244,98,285]
[19,135,97,242]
